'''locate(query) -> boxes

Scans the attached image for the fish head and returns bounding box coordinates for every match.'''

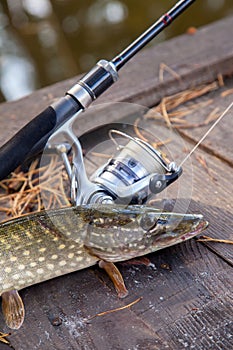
[84,205,208,261]
[138,210,208,250]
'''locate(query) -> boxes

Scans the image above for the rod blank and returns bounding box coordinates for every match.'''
[112,0,196,70]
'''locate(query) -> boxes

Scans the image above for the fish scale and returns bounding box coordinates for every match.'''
[0,204,208,329]
[0,208,98,292]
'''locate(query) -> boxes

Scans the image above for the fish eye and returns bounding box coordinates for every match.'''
[139,213,158,232]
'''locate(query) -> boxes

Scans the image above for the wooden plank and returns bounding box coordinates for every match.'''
[134,242,232,350]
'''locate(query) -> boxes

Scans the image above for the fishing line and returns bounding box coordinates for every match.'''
[179,101,233,167]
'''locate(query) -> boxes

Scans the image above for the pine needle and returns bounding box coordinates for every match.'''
[87,297,142,321]
[144,82,218,127]
[197,235,233,244]
[0,332,15,349]
[159,63,181,82]
[0,156,70,220]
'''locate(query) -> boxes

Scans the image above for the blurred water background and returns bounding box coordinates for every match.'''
[0,0,233,102]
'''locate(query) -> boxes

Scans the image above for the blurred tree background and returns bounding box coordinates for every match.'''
[0,0,232,101]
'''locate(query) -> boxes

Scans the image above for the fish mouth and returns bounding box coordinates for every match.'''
[181,218,209,240]
[151,213,209,248]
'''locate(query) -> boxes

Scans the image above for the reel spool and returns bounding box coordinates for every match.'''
[91,130,182,204]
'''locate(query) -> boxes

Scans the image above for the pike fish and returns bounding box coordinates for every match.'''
[0,204,208,329]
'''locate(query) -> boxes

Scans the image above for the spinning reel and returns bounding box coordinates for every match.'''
[47,113,182,206]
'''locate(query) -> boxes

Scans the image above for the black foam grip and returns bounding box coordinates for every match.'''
[0,106,57,180]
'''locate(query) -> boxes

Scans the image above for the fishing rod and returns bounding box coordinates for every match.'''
[0,0,196,184]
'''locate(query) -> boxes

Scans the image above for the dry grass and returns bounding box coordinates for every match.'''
[221,88,233,97]
[0,156,70,220]
[197,235,233,244]
[133,117,171,149]
[159,63,181,83]
[144,81,219,129]
[87,297,142,321]
[0,332,13,347]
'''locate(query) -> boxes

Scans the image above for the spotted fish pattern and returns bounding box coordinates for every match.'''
[0,209,95,292]
[0,204,208,329]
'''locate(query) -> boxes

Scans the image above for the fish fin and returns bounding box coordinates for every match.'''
[1,290,25,329]
[99,260,128,298]
[120,256,151,266]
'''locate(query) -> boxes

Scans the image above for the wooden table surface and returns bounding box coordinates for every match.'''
[0,16,232,350]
